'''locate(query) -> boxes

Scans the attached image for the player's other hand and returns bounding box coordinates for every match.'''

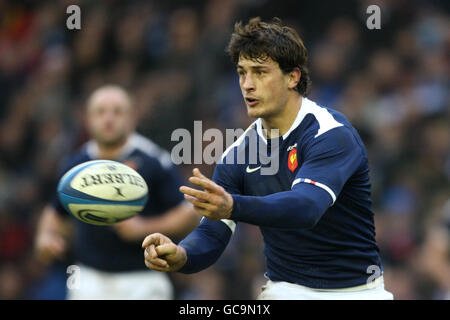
[35,231,67,264]
[179,168,233,221]
[142,233,187,272]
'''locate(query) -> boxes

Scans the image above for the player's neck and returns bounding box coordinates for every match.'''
[262,94,302,139]
[96,136,129,160]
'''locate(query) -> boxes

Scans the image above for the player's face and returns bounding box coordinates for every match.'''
[237,56,291,119]
[87,91,135,147]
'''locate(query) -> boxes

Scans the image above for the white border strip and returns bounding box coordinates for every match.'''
[292,178,337,204]
[200,217,236,233]
[221,121,257,162]
[220,219,236,233]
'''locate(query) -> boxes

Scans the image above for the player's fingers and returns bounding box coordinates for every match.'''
[142,235,154,248]
[188,176,223,195]
[183,194,205,203]
[145,246,169,267]
[149,244,170,266]
[150,256,169,268]
[155,243,178,257]
[192,168,207,179]
[144,245,155,259]
[192,168,224,194]
[184,194,217,211]
[181,186,223,205]
[145,259,169,272]
[179,186,211,202]
[148,244,158,258]
[142,233,163,248]
[144,247,151,261]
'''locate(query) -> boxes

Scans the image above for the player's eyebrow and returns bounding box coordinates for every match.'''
[237,64,270,71]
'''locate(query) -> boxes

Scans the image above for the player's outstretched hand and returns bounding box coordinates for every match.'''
[142,233,187,272]
[35,231,67,264]
[180,168,233,221]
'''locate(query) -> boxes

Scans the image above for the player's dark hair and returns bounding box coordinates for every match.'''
[226,17,311,96]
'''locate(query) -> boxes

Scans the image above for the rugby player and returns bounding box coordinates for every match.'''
[35,85,199,299]
[142,18,393,300]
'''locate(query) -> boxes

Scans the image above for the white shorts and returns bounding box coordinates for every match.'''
[257,276,394,300]
[67,263,173,300]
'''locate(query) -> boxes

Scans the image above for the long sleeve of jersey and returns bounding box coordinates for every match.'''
[178,217,234,274]
[231,183,332,229]
[177,161,240,274]
[231,126,364,229]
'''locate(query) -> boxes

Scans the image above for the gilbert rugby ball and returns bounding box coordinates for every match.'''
[57,160,148,226]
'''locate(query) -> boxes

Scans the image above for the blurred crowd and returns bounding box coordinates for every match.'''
[0,0,448,300]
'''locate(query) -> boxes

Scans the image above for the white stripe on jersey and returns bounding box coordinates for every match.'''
[200,217,236,233]
[292,178,337,204]
[220,219,236,233]
[220,121,258,162]
[255,97,344,142]
[128,133,173,169]
[306,100,344,138]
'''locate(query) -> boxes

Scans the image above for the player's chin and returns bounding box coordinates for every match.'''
[97,134,126,147]
[246,104,266,118]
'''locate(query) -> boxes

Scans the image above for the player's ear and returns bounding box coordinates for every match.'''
[288,67,301,90]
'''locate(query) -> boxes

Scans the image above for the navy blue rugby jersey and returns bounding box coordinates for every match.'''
[213,97,383,289]
[51,133,185,272]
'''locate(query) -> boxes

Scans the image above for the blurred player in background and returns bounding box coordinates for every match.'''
[35,85,199,299]
[142,18,394,300]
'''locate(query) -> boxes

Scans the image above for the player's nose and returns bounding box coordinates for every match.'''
[102,110,119,123]
[241,74,255,91]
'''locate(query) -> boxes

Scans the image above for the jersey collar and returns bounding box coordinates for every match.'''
[85,133,136,160]
[256,96,312,142]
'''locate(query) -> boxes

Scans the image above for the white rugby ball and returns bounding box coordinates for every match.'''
[57,160,148,225]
